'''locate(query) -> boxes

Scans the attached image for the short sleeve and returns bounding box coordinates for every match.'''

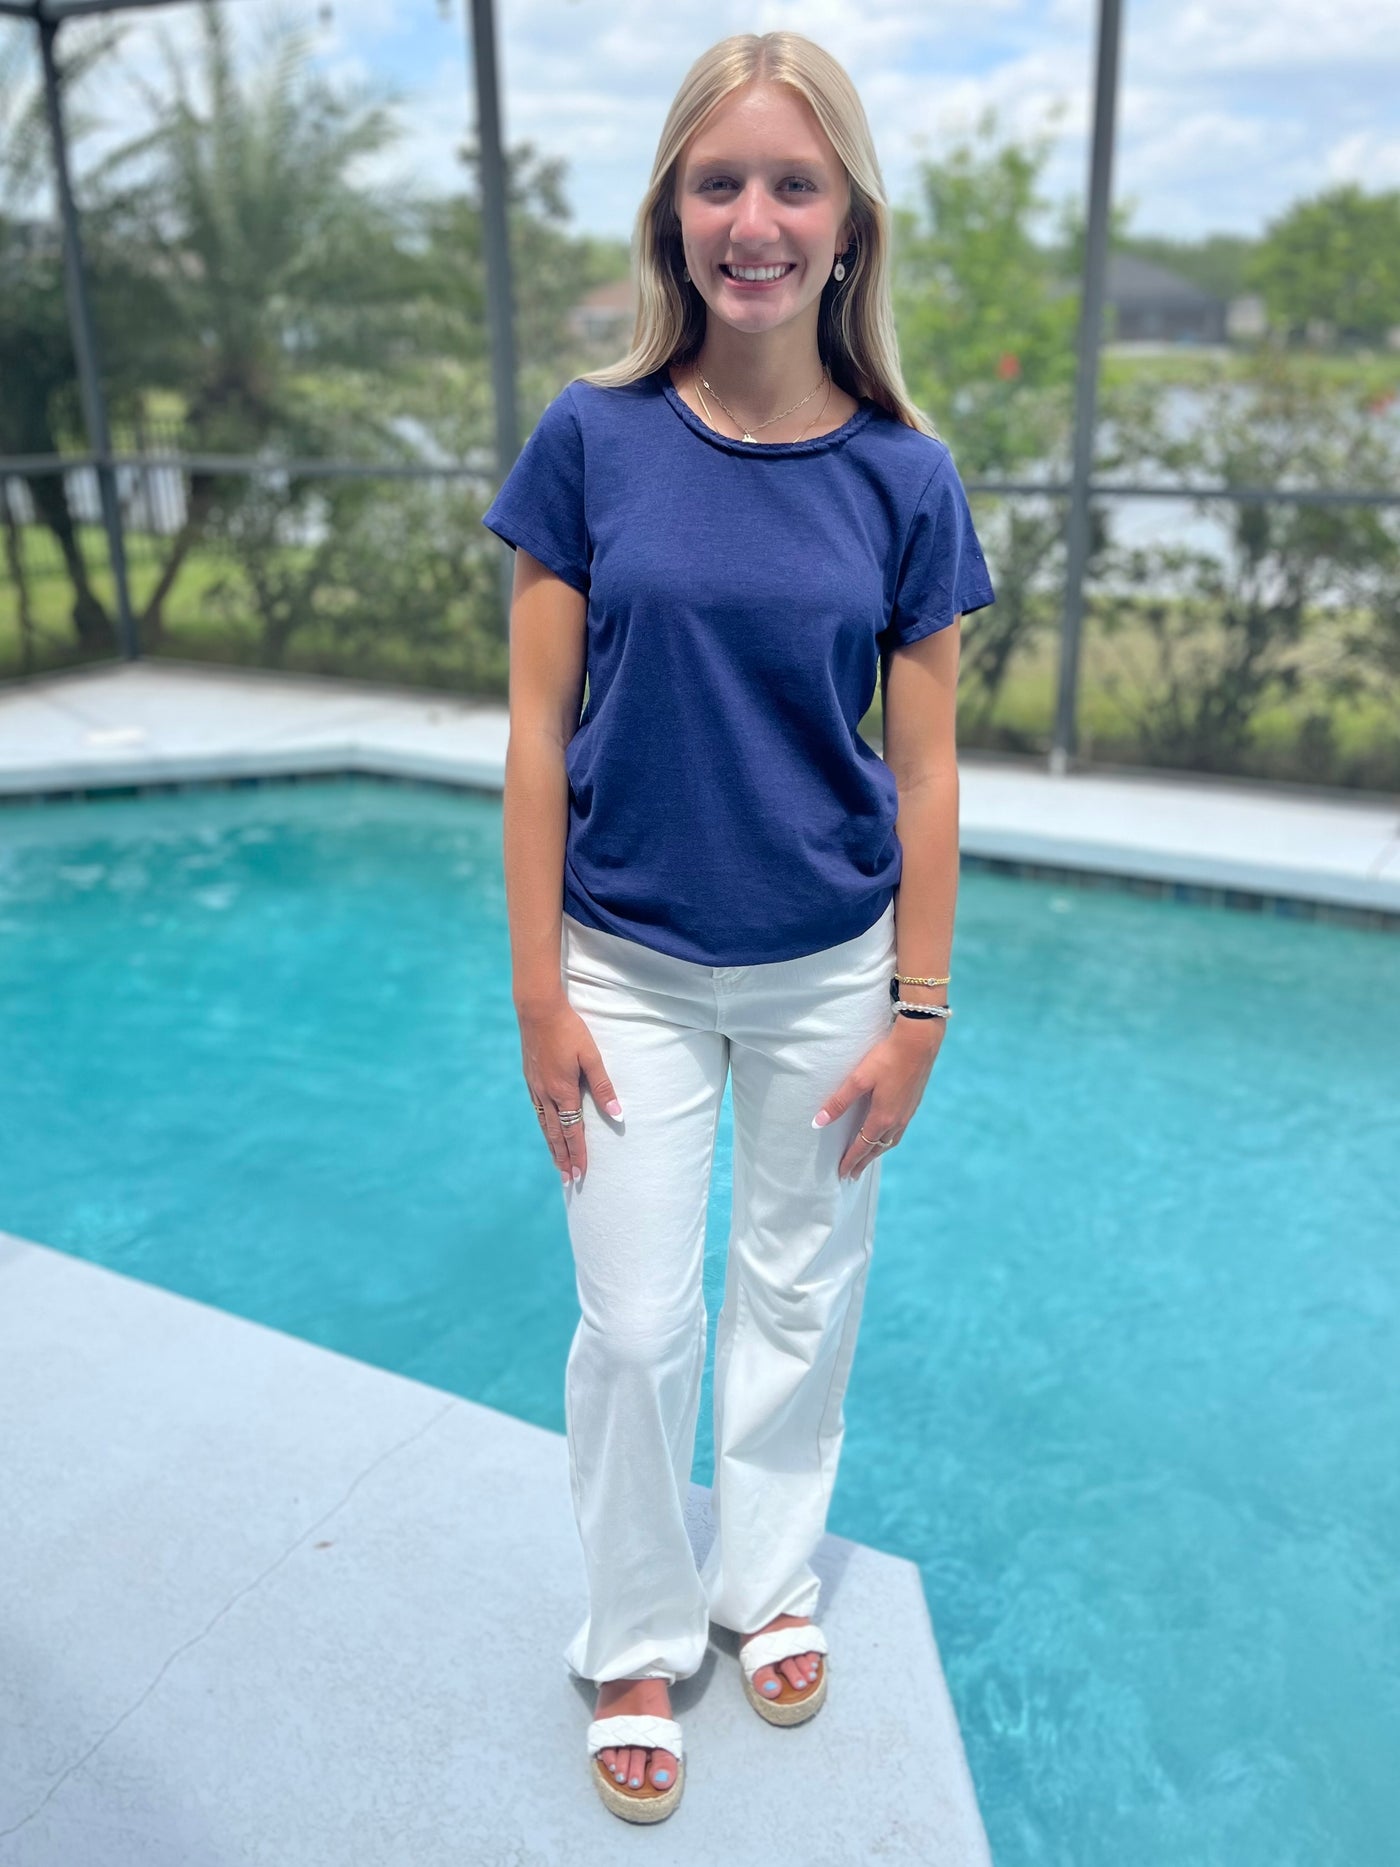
[884,450,995,650]
[480,384,590,595]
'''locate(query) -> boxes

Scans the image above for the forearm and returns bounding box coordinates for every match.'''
[503,726,571,1014]
[891,761,959,1020]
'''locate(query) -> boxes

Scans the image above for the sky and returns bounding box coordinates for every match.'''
[18,0,1400,245]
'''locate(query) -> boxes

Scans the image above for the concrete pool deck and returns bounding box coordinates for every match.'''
[2,658,1398,921]
[0,1232,990,1866]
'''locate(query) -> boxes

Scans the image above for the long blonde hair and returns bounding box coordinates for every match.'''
[576,32,937,437]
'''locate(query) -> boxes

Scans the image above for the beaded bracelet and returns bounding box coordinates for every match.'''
[888,976,953,1023]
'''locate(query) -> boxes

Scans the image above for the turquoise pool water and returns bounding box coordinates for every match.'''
[1,776,1396,1865]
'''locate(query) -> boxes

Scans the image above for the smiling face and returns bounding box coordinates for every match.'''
[673,80,854,337]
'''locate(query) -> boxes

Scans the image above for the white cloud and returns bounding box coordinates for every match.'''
[13,0,1399,245]
[1325,129,1400,190]
[1138,0,1400,75]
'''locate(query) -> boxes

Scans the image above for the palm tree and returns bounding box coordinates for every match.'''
[80,0,422,644]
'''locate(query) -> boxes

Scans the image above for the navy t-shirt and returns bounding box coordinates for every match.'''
[481,363,995,966]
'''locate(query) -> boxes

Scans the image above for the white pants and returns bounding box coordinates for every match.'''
[556,899,898,1685]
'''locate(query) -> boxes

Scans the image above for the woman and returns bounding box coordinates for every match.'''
[483,29,994,1824]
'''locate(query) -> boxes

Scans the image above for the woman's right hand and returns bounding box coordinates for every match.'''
[517,996,623,1188]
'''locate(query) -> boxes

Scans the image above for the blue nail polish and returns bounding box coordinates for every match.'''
[763,1679,780,1693]
[629,1775,641,1787]
[654,1769,670,1784]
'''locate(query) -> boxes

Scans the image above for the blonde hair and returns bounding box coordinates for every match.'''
[576,32,937,436]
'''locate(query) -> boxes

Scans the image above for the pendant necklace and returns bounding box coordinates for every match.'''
[691,364,830,443]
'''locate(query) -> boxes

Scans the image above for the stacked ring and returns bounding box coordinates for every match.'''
[533,1096,583,1124]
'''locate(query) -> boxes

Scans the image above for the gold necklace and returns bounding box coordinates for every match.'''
[692,370,832,445]
[796,376,834,440]
[691,364,830,443]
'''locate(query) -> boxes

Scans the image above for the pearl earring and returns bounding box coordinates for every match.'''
[833,258,845,282]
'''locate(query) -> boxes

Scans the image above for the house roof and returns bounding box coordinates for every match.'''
[1106,253,1224,311]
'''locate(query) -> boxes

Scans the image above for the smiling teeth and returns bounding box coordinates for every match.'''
[723,264,792,280]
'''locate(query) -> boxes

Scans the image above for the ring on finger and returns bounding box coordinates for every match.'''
[857,1126,896,1149]
[557,1108,583,1126]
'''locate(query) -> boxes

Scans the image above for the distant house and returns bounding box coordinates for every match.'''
[567,278,636,349]
[1105,254,1227,344]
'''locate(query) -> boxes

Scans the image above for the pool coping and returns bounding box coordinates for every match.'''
[2,659,1398,929]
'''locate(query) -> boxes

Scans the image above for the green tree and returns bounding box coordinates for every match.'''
[890,116,1082,740]
[407,138,620,462]
[1248,184,1400,346]
[893,111,1078,474]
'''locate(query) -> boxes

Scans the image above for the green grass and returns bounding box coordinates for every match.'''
[1101,347,1400,400]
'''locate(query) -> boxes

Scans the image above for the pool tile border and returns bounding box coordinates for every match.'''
[2,764,1396,934]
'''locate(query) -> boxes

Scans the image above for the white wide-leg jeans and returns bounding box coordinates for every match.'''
[556,898,897,1686]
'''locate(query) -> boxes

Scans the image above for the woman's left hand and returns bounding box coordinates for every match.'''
[814,1018,947,1181]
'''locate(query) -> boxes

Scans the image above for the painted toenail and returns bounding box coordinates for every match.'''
[654,1770,670,1784]
[629,1776,641,1787]
[763,1679,780,1693]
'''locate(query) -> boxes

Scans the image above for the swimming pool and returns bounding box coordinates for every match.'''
[1,776,1396,1867]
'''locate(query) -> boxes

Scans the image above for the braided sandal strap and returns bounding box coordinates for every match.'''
[586,1713,684,1761]
[738,1623,829,1681]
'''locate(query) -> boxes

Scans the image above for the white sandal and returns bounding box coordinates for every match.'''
[585,1712,686,1822]
[738,1623,830,1726]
